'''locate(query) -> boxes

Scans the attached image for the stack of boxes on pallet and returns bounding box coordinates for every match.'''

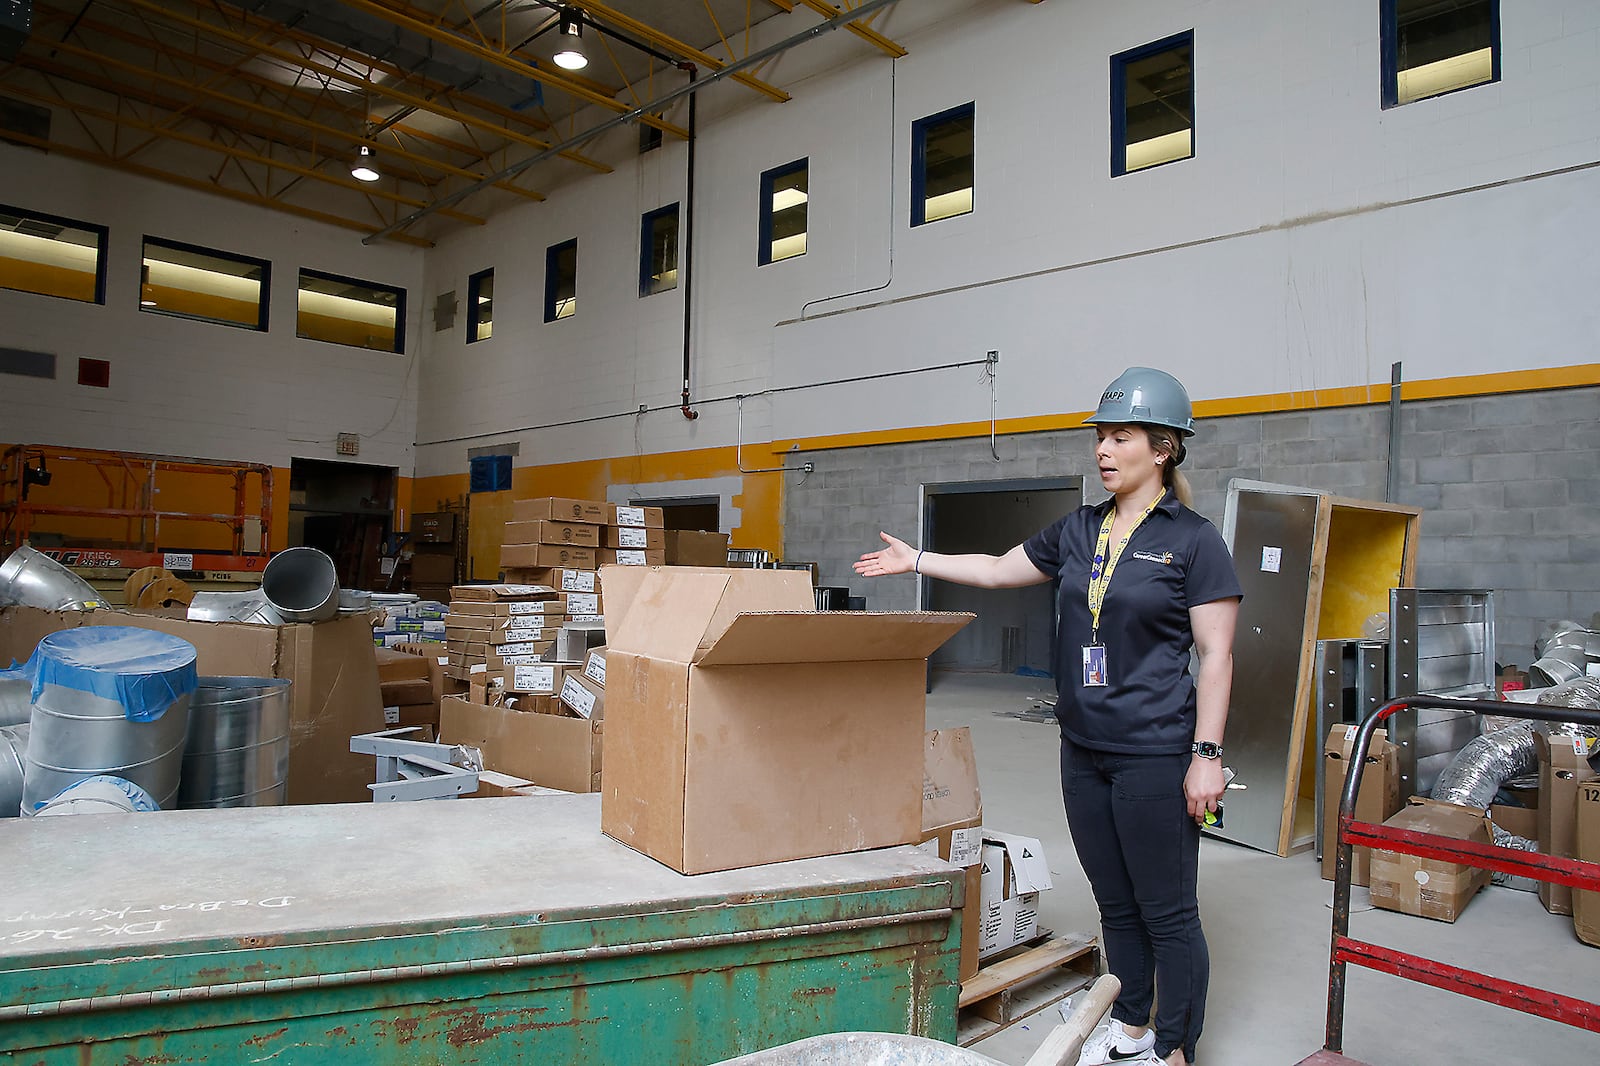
[375,644,446,736]
[444,584,568,690]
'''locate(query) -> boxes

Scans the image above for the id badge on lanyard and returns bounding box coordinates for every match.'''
[1083,490,1164,690]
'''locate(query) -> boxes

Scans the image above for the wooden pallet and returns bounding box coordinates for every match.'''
[957,932,1101,1047]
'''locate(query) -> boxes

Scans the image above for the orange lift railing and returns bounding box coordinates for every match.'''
[0,445,273,573]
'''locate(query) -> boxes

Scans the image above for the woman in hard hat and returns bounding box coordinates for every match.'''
[854,367,1240,1066]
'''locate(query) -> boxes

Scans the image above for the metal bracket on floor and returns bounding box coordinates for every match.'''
[351,728,484,802]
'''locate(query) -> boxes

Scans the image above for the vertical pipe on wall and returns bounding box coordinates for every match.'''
[680,64,700,421]
[1386,361,1403,502]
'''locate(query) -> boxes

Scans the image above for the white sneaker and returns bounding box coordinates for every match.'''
[1075,1018,1157,1065]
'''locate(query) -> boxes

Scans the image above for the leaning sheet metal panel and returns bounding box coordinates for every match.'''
[0,795,961,1064]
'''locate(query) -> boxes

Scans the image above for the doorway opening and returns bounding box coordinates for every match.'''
[921,477,1081,677]
[288,458,395,590]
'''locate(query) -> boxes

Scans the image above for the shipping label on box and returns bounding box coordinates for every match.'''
[567,591,600,615]
[559,569,597,593]
[489,650,548,669]
[569,614,604,624]
[949,826,984,867]
[611,505,664,528]
[510,664,557,694]
[559,671,606,721]
[584,648,607,686]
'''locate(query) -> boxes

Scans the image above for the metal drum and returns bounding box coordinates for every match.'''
[0,724,27,818]
[261,547,340,623]
[0,545,105,610]
[179,677,292,809]
[21,627,198,814]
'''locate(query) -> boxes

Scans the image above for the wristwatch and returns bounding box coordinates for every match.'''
[1191,741,1223,760]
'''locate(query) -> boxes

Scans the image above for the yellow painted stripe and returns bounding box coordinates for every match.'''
[770,363,1599,456]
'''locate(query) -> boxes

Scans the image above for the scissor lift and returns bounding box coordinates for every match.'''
[1299,694,1600,1065]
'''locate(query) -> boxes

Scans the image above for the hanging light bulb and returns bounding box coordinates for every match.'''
[553,8,588,71]
[351,145,381,182]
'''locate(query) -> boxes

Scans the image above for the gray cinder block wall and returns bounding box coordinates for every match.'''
[784,386,1599,666]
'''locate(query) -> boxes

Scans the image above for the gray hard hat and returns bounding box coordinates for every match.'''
[1085,366,1195,437]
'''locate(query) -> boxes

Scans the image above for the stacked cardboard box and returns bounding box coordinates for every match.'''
[599,504,666,567]
[665,529,731,566]
[499,497,606,572]
[558,646,607,721]
[443,584,565,686]
[1369,797,1492,922]
[376,643,446,733]
[410,511,459,601]
[372,599,449,648]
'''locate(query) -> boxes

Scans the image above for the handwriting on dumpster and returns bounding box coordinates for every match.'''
[2,896,296,944]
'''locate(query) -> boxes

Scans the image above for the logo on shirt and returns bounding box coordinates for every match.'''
[1130,550,1174,565]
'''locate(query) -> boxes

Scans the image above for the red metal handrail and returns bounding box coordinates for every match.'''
[1324,695,1600,1055]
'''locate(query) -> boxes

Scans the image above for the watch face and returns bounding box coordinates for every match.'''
[1194,741,1222,758]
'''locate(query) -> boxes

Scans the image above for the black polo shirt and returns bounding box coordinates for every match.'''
[1023,494,1242,755]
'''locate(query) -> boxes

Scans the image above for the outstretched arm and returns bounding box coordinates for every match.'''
[853,532,1050,590]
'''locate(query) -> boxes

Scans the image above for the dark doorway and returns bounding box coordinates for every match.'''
[288,458,395,590]
[630,494,720,533]
[923,478,1081,676]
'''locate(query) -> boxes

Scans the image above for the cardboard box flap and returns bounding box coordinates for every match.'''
[607,570,733,663]
[605,568,815,661]
[695,610,974,667]
[984,830,1054,893]
[923,727,982,832]
[1391,796,1492,837]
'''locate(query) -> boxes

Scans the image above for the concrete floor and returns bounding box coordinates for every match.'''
[930,672,1600,1066]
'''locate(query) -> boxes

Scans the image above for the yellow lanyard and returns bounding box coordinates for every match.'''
[1087,490,1165,641]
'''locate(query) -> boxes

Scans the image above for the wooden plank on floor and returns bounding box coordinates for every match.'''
[958,935,1096,1008]
[957,961,1098,1047]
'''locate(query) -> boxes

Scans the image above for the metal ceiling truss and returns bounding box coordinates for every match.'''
[1,0,921,242]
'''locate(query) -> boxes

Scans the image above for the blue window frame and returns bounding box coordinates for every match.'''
[758,158,808,266]
[1381,0,1500,108]
[297,267,406,354]
[1111,31,1194,177]
[140,235,270,331]
[911,103,974,227]
[544,238,577,322]
[0,203,108,305]
[467,267,493,342]
[639,204,679,297]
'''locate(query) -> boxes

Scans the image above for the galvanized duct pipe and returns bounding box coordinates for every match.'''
[0,546,105,610]
[1431,721,1539,853]
[0,724,27,818]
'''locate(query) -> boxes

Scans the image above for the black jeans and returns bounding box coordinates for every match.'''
[1061,736,1207,1062]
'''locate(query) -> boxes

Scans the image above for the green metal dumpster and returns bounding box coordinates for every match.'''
[0,794,963,1063]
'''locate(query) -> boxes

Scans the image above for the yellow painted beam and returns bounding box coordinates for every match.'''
[329,0,691,140]
[793,0,907,58]
[34,36,546,202]
[572,1,791,103]
[0,126,433,247]
[117,0,608,174]
[1,81,486,224]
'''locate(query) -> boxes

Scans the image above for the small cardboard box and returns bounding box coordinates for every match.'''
[500,544,597,571]
[1575,781,1600,947]
[665,530,730,567]
[1537,732,1600,915]
[559,670,606,720]
[978,832,1052,959]
[610,504,665,528]
[600,567,972,874]
[603,526,666,550]
[504,520,601,548]
[444,613,556,634]
[448,599,568,617]
[441,695,601,793]
[512,497,608,525]
[409,551,455,585]
[487,646,554,670]
[916,727,984,982]
[451,584,560,602]
[597,548,666,567]
[507,568,599,594]
[411,511,457,543]
[1321,726,1401,885]
[1369,798,1492,923]
[382,702,439,730]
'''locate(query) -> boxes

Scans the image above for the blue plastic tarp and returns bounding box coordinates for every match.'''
[15,627,198,723]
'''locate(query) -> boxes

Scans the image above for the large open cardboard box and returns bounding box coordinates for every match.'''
[1536,732,1600,915]
[598,566,972,875]
[918,726,984,982]
[0,605,382,805]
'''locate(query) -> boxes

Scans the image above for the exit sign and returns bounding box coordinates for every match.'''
[336,433,360,456]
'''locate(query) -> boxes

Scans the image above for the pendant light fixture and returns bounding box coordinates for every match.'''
[351,144,381,182]
[553,7,588,71]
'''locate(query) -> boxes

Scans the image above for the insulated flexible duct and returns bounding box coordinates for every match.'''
[1431,722,1540,855]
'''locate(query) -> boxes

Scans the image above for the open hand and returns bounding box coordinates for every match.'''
[853,531,917,578]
